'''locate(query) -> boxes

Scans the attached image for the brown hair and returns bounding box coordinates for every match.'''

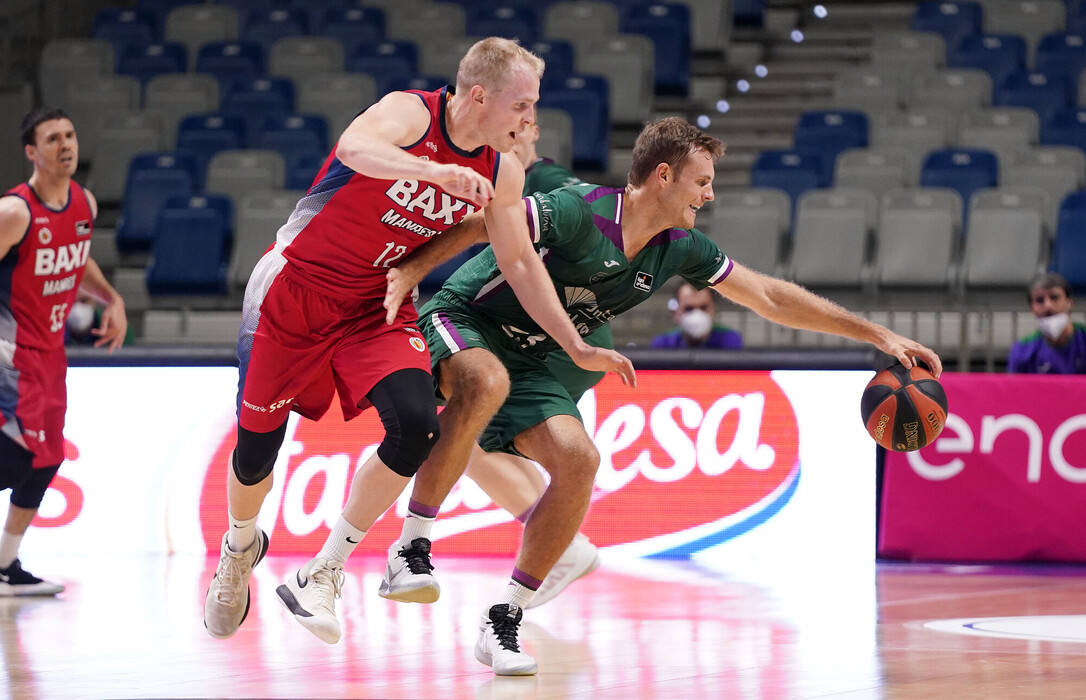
[456,37,545,93]
[628,117,725,186]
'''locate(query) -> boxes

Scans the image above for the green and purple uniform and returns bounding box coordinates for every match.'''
[420,184,733,453]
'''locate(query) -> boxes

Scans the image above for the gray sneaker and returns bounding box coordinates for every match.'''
[276,557,345,644]
[203,529,269,639]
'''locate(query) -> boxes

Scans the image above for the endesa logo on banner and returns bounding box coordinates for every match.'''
[6,367,874,565]
[880,373,1086,562]
[197,371,802,557]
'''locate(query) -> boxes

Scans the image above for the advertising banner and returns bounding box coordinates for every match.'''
[6,368,876,570]
[880,373,1086,562]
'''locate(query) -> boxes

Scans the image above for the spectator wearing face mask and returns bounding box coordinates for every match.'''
[650,282,743,350]
[1008,273,1086,374]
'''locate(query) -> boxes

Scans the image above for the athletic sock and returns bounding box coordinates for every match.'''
[318,516,366,566]
[226,514,257,553]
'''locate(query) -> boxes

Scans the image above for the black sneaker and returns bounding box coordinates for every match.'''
[0,559,64,596]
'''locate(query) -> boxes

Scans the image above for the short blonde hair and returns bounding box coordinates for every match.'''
[456,37,544,93]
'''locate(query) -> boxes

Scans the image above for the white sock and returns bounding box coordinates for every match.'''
[0,530,22,569]
[398,513,435,545]
[502,579,536,610]
[226,514,257,553]
[317,516,366,566]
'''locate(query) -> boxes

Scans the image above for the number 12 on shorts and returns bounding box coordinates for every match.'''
[374,242,407,268]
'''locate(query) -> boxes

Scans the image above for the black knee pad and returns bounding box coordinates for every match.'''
[233,421,288,486]
[367,369,440,477]
[0,432,33,493]
[10,464,59,510]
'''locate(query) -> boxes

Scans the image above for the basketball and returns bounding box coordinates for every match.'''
[860,364,948,451]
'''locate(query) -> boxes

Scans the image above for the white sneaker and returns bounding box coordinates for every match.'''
[525,533,600,609]
[474,603,538,676]
[276,557,344,644]
[377,537,440,603]
[203,530,270,639]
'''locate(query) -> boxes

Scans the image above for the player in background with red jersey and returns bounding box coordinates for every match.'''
[0,107,127,595]
[204,38,635,643]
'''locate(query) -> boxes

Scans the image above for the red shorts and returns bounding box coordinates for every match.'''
[238,270,432,433]
[0,345,67,468]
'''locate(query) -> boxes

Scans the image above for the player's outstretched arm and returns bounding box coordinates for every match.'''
[336,93,493,208]
[485,158,636,386]
[383,212,488,324]
[714,262,942,376]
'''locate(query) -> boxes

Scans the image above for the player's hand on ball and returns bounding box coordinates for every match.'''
[877,332,942,377]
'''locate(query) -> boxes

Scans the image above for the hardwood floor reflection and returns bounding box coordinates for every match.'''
[3,556,1086,698]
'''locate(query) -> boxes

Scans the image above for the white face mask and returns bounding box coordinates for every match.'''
[679,308,713,342]
[1037,312,1070,341]
[66,300,95,335]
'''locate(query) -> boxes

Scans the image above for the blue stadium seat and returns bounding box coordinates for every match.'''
[530,39,575,83]
[347,41,418,96]
[316,8,384,58]
[176,113,247,188]
[93,8,156,64]
[1041,108,1086,152]
[539,75,610,171]
[215,0,275,15]
[733,0,765,27]
[919,148,999,211]
[1034,33,1086,92]
[388,75,450,93]
[793,110,868,185]
[116,152,196,253]
[137,0,193,36]
[117,42,186,85]
[221,76,295,145]
[291,0,355,32]
[467,7,538,45]
[287,152,327,191]
[947,34,1027,89]
[750,150,822,212]
[242,9,307,54]
[195,41,265,85]
[1053,191,1086,289]
[995,71,1068,122]
[911,1,983,51]
[147,194,232,295]
[622,3,692,96]
[256,114,328,171]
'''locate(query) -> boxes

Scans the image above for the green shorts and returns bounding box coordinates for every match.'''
[418,299,612,454]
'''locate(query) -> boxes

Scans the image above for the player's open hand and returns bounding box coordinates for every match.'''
[92,297,127,351]
[433,164,494,209]
[383,267,421,325]
[571,345,637,387]
[879,332,942,377]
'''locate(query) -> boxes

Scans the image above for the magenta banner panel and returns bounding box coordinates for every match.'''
[879,373,1086,562]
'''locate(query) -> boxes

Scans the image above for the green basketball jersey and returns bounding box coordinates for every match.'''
[522,157,582,196]
[435,184,733,354]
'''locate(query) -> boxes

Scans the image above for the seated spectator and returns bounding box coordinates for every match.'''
[1008,273,1086,374]
[650,282,742,349]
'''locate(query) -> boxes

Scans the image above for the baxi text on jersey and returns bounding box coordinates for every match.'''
[34,240,90,277]
[384,179,478,226]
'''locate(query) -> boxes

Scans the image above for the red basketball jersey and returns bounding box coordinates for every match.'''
[276,86,500,298]
[1,182,94,351]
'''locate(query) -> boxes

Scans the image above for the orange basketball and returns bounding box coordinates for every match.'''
[860,364,948,451]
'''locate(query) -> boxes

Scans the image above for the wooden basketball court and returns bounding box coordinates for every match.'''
[4,554,1086,698]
